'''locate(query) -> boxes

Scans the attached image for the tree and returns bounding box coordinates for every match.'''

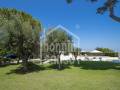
[73,47,81,54]
[66,0,120,23]
[45,28,73,54]
[44,28,73,69]
[96,47,114,53]
[0,8,41,71]
[96,47,118,57]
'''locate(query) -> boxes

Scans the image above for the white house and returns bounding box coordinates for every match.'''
[90,50,103,53]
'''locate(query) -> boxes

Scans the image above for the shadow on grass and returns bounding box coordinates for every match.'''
[6,62,70,75]
[48,63,71,70]
[73,61,120,70]
[6,62,46,75]
[5,61,120,75]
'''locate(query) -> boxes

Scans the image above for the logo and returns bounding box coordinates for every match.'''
[40,25,80,60]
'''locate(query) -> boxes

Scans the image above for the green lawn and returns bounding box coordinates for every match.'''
[0,61,120,90]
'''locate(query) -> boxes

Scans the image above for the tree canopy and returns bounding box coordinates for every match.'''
[66,0,120,23]
[96,47,118,57]
[0,8,41,71]
[96,47,114,53]
[44,28,73,54]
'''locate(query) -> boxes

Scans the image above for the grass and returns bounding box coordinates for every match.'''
[0,61,120,90]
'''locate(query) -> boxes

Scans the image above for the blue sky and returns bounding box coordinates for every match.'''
[0,0,120,51]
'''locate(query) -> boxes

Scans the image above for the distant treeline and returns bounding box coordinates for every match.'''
[81,52,118,57]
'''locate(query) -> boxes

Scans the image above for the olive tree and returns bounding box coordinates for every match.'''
[0,8,41,71]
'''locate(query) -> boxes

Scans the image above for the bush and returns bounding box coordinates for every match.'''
[0,58,11,65]
[0,49,17,65]
[104,52,118,57]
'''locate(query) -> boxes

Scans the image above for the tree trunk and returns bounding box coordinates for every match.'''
[58,54,61,70]
[22,57,28,72]
[17,57,20,64]
[17,60,20,64]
